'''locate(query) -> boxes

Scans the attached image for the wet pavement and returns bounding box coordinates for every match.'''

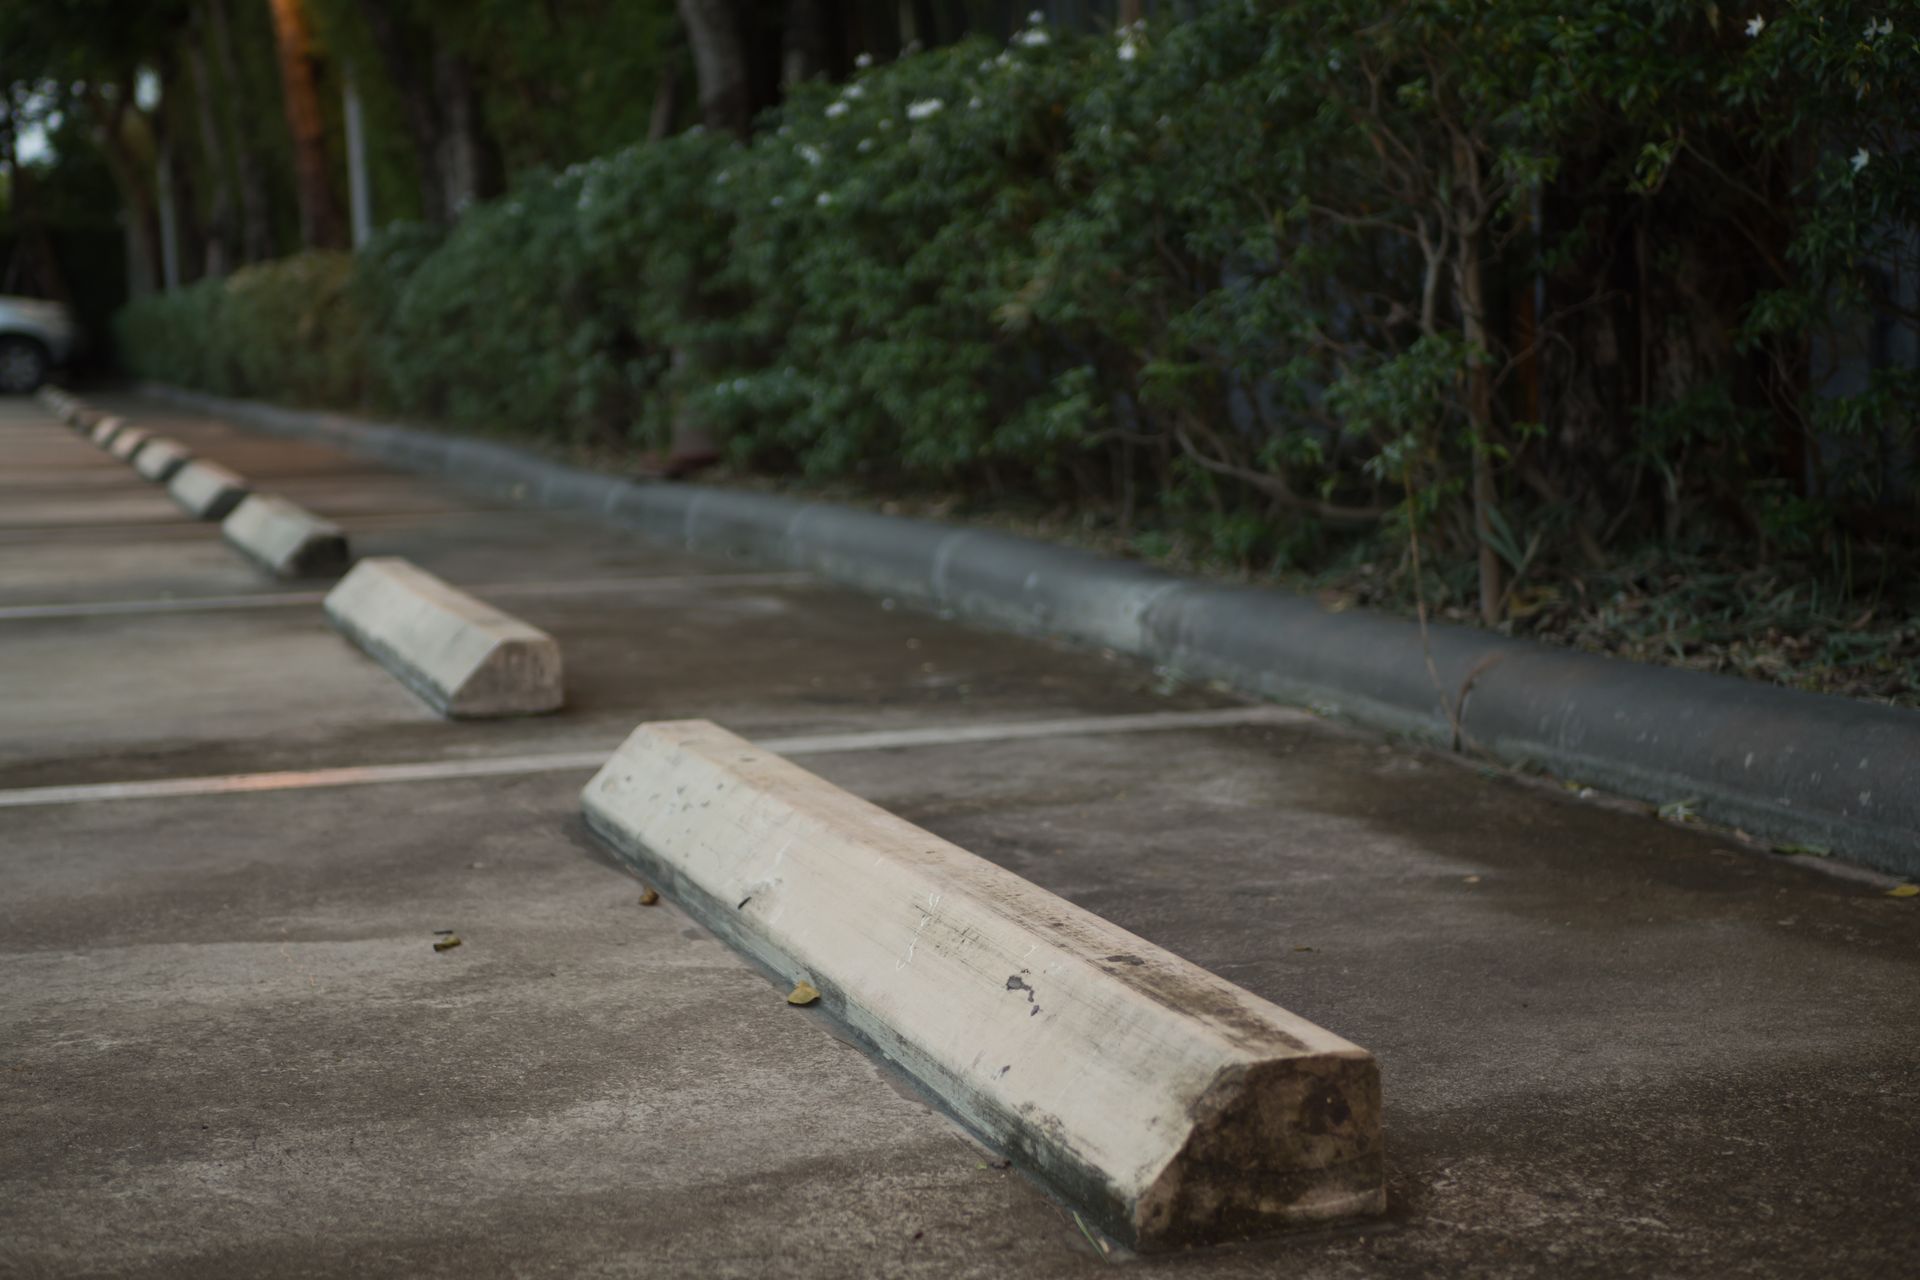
[3,392,1916,1278]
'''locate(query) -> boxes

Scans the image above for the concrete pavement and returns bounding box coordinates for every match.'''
[3,393,1917,1277]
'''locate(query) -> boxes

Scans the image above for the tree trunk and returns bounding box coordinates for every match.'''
[431,50,500,215]
[342,64,373,245]
[783,0,837,88]
[90,90,163,298]
[1457,224,1504,626]
[267,0,346,250]
[0,92,73,303]
[648,64,681,141]
[206,0,276,261]
[352,0,447,222]
[676,0,753,139]
[155,138,182,290]
[352,2,499,223]
[185,22,235,277]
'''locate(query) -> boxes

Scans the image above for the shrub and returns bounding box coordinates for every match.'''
[117,251,367,405]
[118,4,1918,613]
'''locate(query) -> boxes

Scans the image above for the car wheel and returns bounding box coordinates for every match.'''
[0,335,50,394]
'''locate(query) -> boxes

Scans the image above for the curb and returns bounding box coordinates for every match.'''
[138,383,1920,876]
[584,718,1385,1249]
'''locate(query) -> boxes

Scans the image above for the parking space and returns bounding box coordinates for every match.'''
[2,392,1917,1278]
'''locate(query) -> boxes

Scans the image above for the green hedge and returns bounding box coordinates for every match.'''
[118,252,367,405]
[118,4,1918,607]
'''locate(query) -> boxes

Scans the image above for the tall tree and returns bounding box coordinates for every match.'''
[184,9,236,275]
[205,0,276,260]
[85,80,164,297]
[266,0,345,248]
[676,0,752,138]
[350,0,500,223]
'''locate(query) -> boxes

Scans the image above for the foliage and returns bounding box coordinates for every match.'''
[118,251,366,403]
[116,4,1920,639]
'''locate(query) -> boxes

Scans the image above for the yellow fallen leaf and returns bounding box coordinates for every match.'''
[639,887,660,906]
[787,980,821,1005]
[433,935,461,952]
[1887,884,1918,899]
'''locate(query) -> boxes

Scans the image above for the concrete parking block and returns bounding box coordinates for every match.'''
[132,437,193,482]
[583,719,1386,1250]
[221,494,350,579]
[89,417,125,446]
[324,556,563,717]
[107,427,151,460]
[167,459,250,520]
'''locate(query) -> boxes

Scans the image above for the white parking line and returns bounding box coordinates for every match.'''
[0,707,1308,809]
[0,572,814,621]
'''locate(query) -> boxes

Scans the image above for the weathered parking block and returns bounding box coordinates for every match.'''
[323,557,563,717]
[132,437,193,482]
[107,427,151,460]
[167,459,251,520]
[89,417,124,446]
[222,494,351,579]
[582,720,1386,1251]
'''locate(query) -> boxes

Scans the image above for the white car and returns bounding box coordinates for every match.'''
[0,296,78,394]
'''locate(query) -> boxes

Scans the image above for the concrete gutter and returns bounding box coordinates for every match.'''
[138,383,1920,877]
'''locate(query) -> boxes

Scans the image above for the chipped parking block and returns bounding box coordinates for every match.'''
[582,720,1386,1250]
[132,437,193,482]
[167,459,251,521]
[323,557,563,717]
[222,494,351,579]
[89,416,124,446]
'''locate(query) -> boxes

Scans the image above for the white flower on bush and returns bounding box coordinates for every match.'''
[798,143,823,166]
[825,101,849,119]
[1852,147,1871,173]
[714,169,731,185]
[970,96,984,110]
[1014,27,1050,47]
[844,83,865,100]
[770,195,785,208]
[1863,16,1893,38]
[857,138,874,153]
[1027,8,1044,23]
[907,98,945,121]
[1745,14,1765,36]
[855,52,873,69]
[816,191,834,207]
[1118,38,1138,63]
